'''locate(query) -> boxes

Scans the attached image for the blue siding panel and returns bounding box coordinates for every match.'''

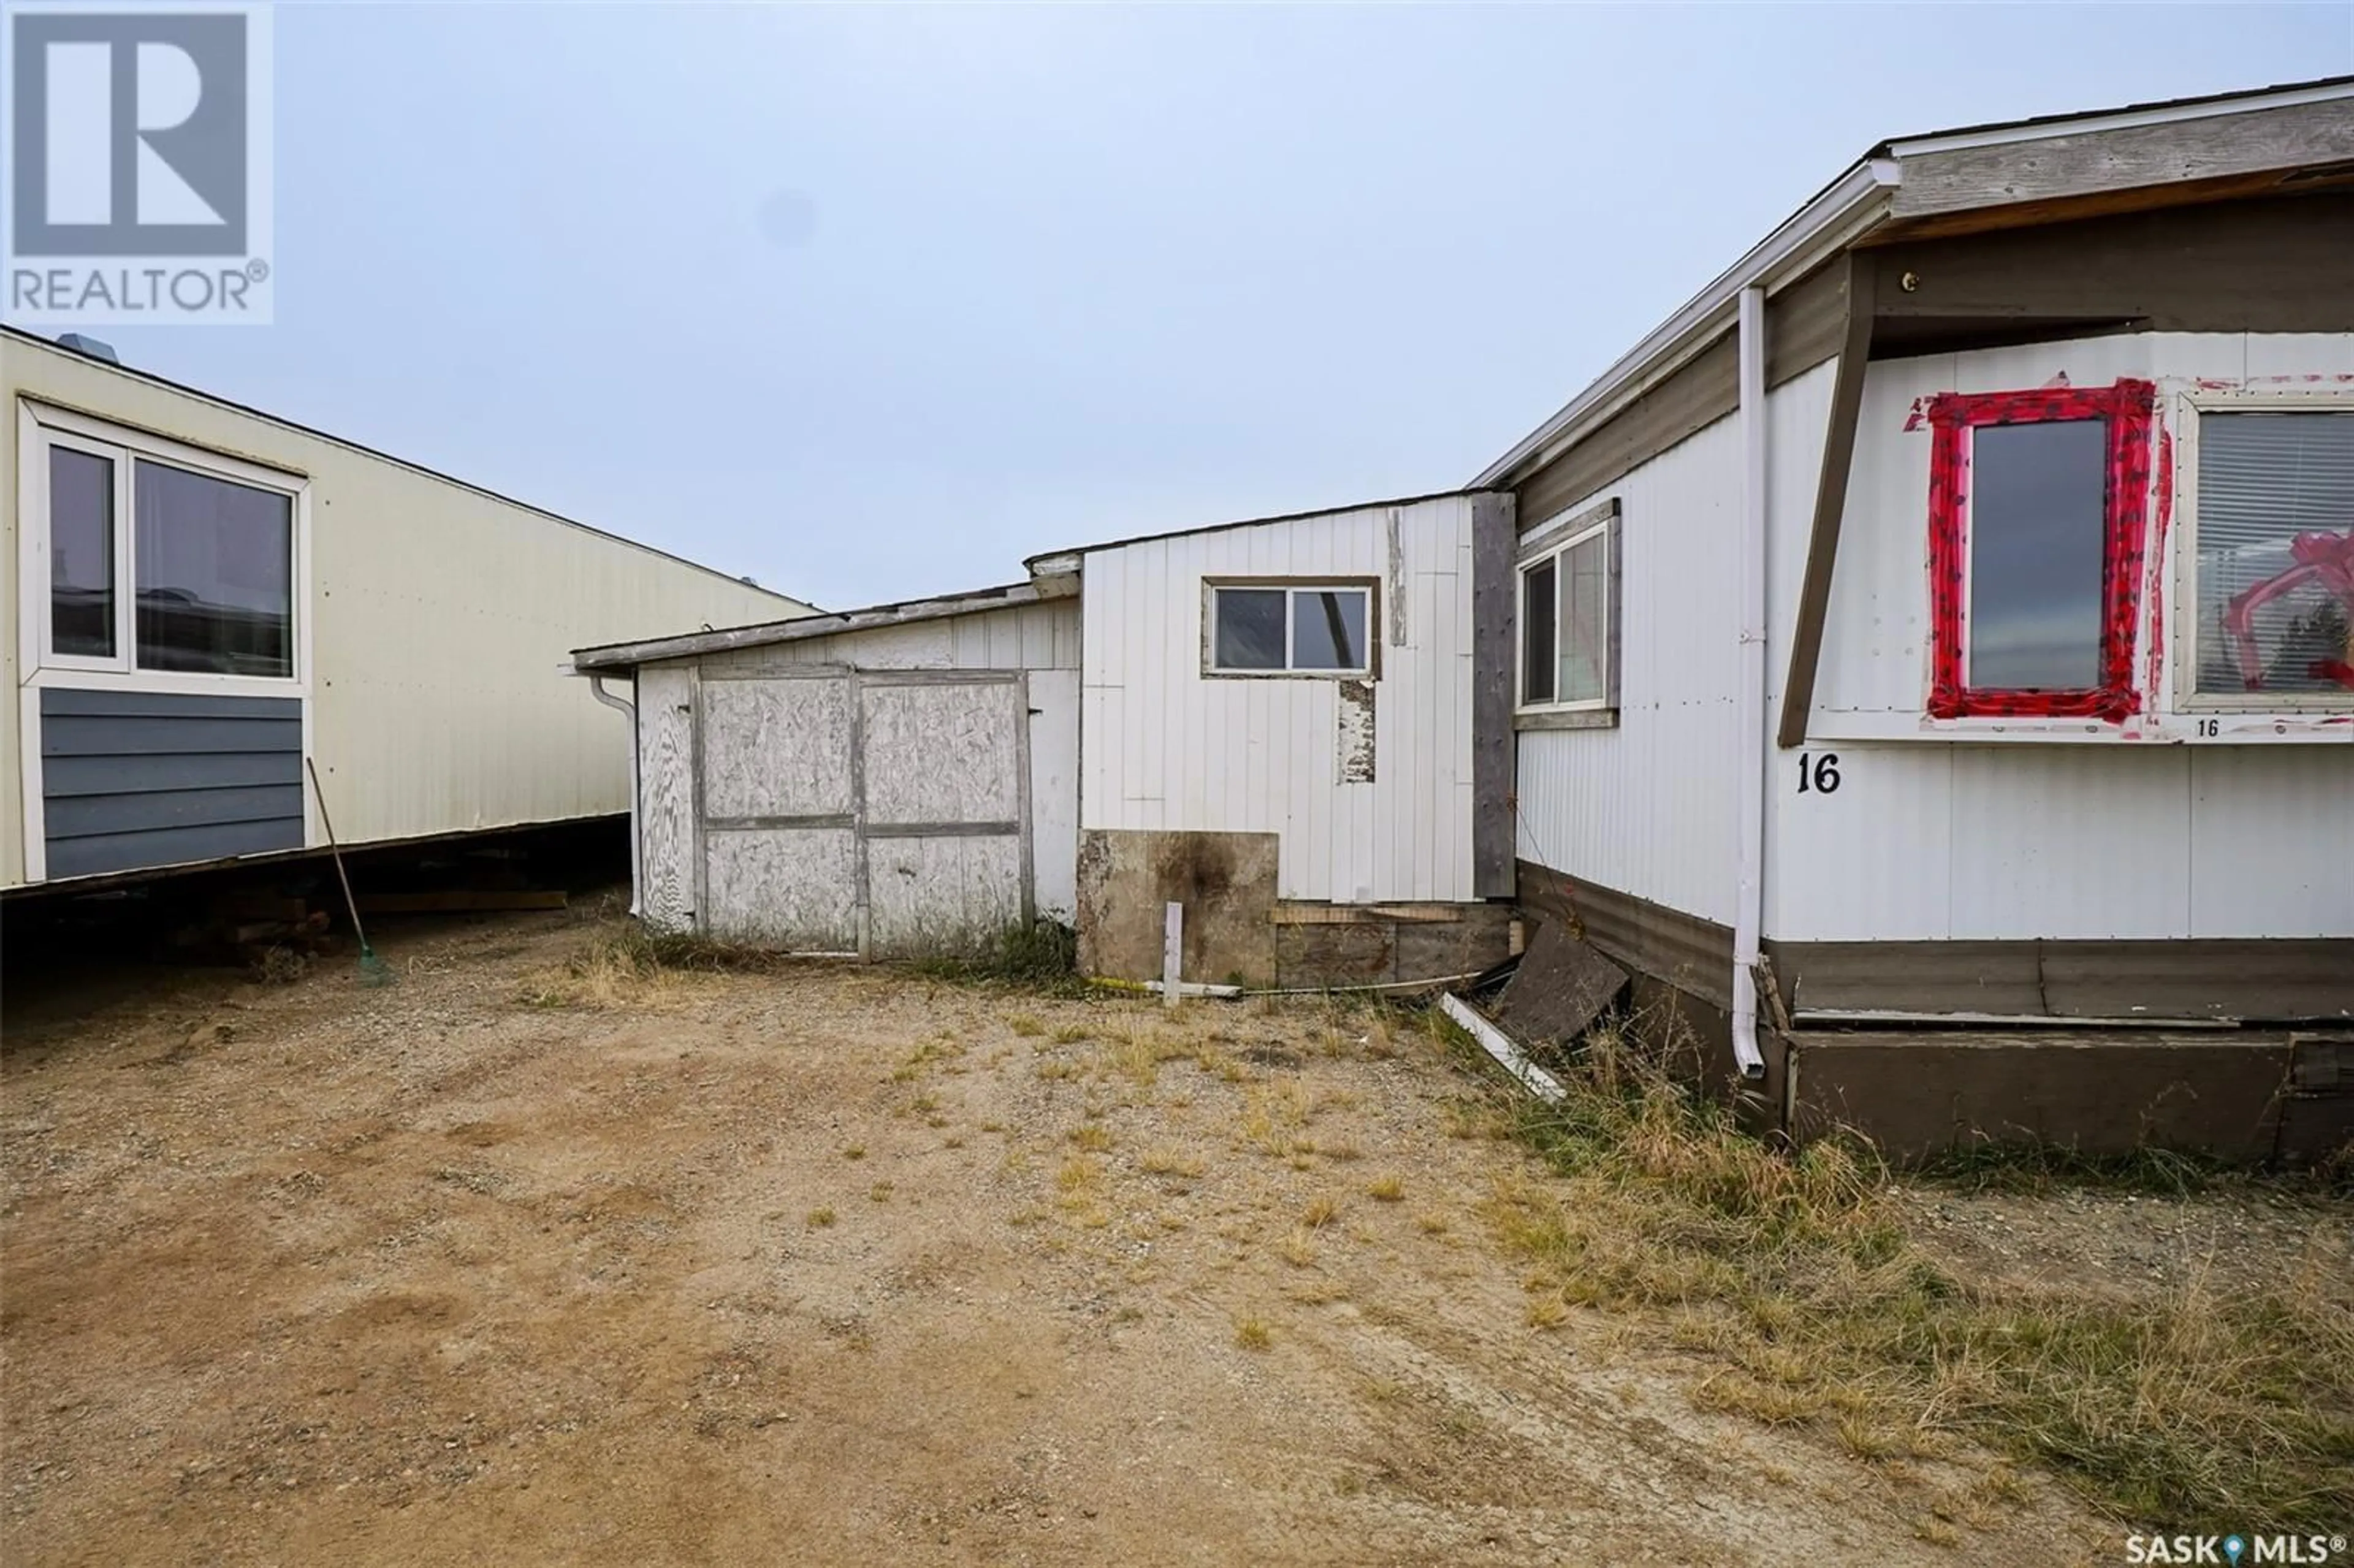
[40,687,306,879]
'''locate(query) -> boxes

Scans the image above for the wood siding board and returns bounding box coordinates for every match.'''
[1776,254,1877,749]
[1870,192,2354,334]
[1769,938,2354,1020]
[44,817,308,881]
[38,688,304,877]
[1889,101,2354,220]
[1469,491,1516,897]
[1518,860,1736,1010]
[42,750,300,796]
[1787,1032,2296,1161]
[1765,259,1849,388]
[45,783,305,839]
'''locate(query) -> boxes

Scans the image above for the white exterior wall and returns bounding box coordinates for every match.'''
[1766,330,2354,942]
[1081,495,1477,904]
[2,333,806,889]
[1512,376,1804,926]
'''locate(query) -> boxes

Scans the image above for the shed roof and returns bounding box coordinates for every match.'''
[570,580,1053,671]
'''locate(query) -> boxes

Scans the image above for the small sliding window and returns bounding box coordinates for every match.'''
[1203,581,1376,677]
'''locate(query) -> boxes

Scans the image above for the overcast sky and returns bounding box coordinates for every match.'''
[20,3,2352,611]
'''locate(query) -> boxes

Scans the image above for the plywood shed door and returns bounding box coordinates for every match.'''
[698,671,862,951]
[859,675,1029,956]
[674,667,1034,955]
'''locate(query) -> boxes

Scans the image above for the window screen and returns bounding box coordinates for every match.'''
[2195,411,2354,696]
[1521,558,1556,704]
[49,447,115,658]
[1967,419,2108,691]
[134,459,294,677]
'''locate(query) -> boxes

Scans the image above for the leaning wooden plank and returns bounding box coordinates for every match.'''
[1439,993,1566,1105]
[354,890,569,913]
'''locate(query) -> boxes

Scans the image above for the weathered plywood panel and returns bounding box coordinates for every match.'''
[701,674,853,821]
[703,826,859,950]
[861,680,1022,826]
[1890,104,2354,220]
[636,664,697,932]
[1076,828,1279,986]
[866,834,1024,956]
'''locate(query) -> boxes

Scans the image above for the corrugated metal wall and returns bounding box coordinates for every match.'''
[1767,330,2354,941]
[1513,398,1761,926]
[1081,496,1477,904]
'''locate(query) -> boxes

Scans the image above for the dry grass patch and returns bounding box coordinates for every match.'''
[1465,1020,2354,1531]
[806,1206,837,1228]
[1234,1314,1273,1352]
[1140,1145,1206,1179]
[1301,1193,1342,1230]
[1365,1174,1405,1203]
[1068,1125,1114,1154]
[1005,1013,1045,1037]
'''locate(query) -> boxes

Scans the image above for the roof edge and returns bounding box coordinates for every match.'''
[1020,485,1499,569]
[1472,157,1898,490]
[2,324,817,615]
[571,580,1045,671]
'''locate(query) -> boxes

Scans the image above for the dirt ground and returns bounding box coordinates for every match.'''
[3,905,2255,1566]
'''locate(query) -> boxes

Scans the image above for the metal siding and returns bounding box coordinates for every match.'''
[4,337,810,889]
[1516,409,1745,926]
[1767,330,2354,943]
[1079,495,1478,903]
[39,687,303,878]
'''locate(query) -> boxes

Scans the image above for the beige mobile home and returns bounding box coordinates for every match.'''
[2,326,809,892]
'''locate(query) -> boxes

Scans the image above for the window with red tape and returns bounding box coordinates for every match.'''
[1924,380,2156,720]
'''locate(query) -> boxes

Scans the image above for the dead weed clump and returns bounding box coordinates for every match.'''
[1473,1021,2354,1532]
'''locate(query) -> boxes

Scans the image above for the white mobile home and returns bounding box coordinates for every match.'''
[571,492,1517,985]
[1481,78,2354,1159]
[3,327,809,892]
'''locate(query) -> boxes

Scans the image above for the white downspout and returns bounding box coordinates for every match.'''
[1731,286,1769,1081]
[586,671,642,918]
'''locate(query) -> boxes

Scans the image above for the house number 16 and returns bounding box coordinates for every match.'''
[1796,752,1842,794]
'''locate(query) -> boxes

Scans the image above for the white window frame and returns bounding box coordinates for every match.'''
[1515,497,1620,728]
[1201,579,1377,678]
[16,400,313,700]
[2170,385,2354,717]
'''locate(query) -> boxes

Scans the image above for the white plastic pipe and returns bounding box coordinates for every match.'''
[1730,287,1769,1081]
[587,672,642,918]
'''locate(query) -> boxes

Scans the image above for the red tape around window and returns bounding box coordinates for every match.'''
[1924,379,2157,720]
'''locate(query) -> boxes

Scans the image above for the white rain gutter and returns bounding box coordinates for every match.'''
[1474,156,1899,492]
[584,671,642,918]
[1731,286,1769,1082]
